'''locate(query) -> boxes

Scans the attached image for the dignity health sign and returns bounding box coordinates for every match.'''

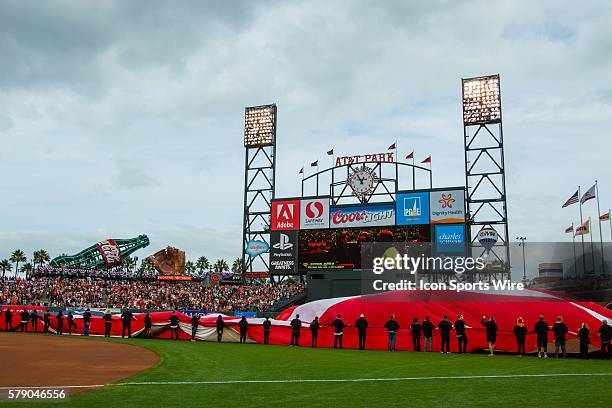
[330,204,395,228]
[429,189,465,224]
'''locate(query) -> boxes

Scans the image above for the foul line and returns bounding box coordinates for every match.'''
[3,372,612,390]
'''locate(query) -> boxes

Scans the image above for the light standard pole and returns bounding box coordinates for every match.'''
[516,237,527,282]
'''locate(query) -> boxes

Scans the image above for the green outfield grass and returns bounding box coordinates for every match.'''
[9,338,612,408]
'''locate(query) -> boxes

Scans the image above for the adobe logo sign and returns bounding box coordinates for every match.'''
[300,199,329,229]
[271,200,300,230]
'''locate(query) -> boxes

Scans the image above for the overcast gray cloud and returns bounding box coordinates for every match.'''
[1,0,611,267]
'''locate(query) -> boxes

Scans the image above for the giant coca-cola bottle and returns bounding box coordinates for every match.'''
[49,235,150,269]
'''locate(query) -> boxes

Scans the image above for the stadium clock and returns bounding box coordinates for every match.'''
[348,167,376,197]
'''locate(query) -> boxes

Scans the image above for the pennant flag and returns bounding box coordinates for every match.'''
[562,190,579,208]
[564,225,573,234]
[421,156,431,164]
[406,151,414,160]
[299,167,304,174]
[575,219,590,236]
[580,184,596,204]
[327,148,334,156]
[388,142,396,150]
[310,160,318,167]
[600,211,610,222]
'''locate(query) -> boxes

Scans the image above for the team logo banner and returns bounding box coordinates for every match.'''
[396,192,430,225]
[330,204,395,228]
[269,231,297,274]
[96,239,122,268]
[271,200,300,230]
[300,198,329,229]
[429,189,465,224]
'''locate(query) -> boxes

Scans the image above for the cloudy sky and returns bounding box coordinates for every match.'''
[1,1,611,268]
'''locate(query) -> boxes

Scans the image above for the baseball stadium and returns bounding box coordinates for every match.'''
[2,2,612,408]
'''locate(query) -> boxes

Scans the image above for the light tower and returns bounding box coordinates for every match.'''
[462,74,510,281]
[241,104,277,282]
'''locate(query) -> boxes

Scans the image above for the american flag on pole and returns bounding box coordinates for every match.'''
[580,184,596,204]
[575,219,590,236]
[564,225,573,234]
[562,190,579,208]
[600,211,610,222]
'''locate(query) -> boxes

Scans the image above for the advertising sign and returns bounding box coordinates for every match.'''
[271,200,300,230]
[270,230,297,274]
[429,189,465,224]
[330,204,395,228]
[396,192,430,225]
[435,224,465,253]
[245,239,269,257]
[300,198,330,229]
[96,239,122,268]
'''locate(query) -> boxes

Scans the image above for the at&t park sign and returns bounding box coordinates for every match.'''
[334,152,395,167]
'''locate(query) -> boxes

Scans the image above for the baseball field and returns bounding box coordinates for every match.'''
[1,332,612,407]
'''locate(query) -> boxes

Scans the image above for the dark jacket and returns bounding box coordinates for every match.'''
[144,314,152,327]
[534,320,549,337]
[5,310,12,321]
[384,319,400,332]
[121,311,133,325]
[238,318,248,334]
[190,315,200,328]
[83,311,91,324]
[20,310,30,321]
[290,318,302,334]
[309,320,320,335]
[513,324,528,338]
[422,320,434,337]
[103,313,112,323]
[481,319,497,339]
[454,319,466,336]
[332,318,346,334]
[30,311,39,322]
[263,319,271,332]
[578,327,590,344]
[599,324,612,342]
[169,315,179,327]
[552,322,568,342]
[355,317,368,334]
[410,322,422,337]
[216,318,224,331]
[438,319,452,335]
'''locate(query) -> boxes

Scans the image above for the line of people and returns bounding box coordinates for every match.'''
[4,307,612,359]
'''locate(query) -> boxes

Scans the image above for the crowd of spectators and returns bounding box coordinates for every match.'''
[0,277,305,312]
[33,266,159,280]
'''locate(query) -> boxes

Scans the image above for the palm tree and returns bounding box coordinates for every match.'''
[10,249,26,279]
[231,258,243,274]
[185,261,196,276]
[122,256,135,273]
[0,259,11,278]
[196,256,210,276]
[20,262,33,279]
[213,259,229,273]
[33,249,51,268]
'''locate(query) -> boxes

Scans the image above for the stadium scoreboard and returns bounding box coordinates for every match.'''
[269,187,467,274]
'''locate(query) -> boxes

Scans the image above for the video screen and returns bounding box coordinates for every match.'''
[298,225,431,270]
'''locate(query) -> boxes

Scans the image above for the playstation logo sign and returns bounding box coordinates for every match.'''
[272,233,293,250]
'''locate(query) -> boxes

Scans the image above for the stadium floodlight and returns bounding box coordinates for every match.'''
[462,75,501,125]
[244,104,277,148]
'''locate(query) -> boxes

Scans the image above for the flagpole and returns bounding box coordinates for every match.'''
[412,154,415,190]
[571,223,577,278]
[609,209,612,242]
[578,185,586,275]
[595,180,605,274]
[589,217,595,275]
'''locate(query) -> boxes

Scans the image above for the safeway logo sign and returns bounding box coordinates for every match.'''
[300,198,329,229]
[271,200,300,230]
[272,233,293,250]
